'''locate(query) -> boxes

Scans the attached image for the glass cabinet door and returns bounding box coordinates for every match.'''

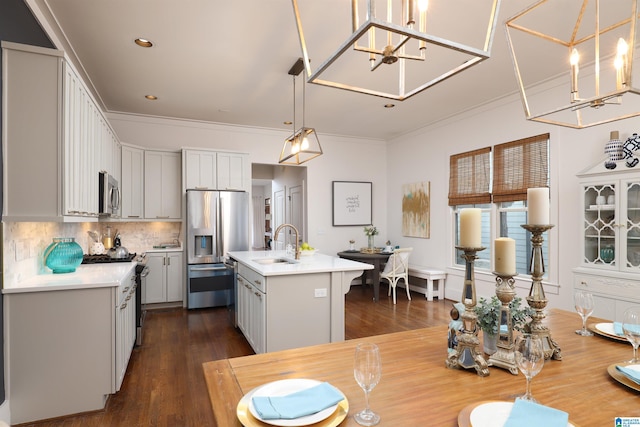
[625,180,640,270]
[583,183,616,267]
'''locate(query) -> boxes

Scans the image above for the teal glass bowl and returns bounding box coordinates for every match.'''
[44,237,83,274]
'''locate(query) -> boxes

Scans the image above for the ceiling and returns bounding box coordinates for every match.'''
[25,0,574,140]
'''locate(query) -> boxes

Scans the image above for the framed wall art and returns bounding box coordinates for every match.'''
[332,181,372,226]
[402,181,430,238]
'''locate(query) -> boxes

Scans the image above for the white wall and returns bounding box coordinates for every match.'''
[386,93,640,311]
[108,95,640,312]
[107,113,388,258]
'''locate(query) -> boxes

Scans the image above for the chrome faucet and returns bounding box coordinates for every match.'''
[273,223,300,260]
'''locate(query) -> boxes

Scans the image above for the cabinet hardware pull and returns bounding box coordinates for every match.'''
[120,302,127,309]
[254,280,261,285]
[254,292,261,297]
[122,286,129,293]
[127,215,140,218]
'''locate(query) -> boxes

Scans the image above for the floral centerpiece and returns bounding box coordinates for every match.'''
[364,225,378,249]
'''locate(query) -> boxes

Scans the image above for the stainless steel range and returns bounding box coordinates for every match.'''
[82,253,148,345]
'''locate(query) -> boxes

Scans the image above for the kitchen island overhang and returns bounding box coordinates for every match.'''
[228,250,373,352]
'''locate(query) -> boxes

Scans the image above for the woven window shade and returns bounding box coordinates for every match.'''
[493,133,549,203]
[448,147,491,206]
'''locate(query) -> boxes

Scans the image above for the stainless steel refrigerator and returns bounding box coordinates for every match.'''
[186,189,249,309]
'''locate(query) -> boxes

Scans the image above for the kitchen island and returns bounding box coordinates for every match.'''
[228,250,372,353]
[3,262,137,424]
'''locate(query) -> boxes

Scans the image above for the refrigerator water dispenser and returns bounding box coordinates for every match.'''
[194,235,213,257]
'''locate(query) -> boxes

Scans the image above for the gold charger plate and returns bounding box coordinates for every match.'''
[588,322,628,342]
[608,363,640,392]
[458,400,577,427]
[236,383,349,427]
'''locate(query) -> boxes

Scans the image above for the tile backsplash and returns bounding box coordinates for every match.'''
[3,221,181,286]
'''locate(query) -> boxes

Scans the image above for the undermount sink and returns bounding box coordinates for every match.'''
[253,258,296,265]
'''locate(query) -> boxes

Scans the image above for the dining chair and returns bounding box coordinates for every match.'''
[381,247,413,304]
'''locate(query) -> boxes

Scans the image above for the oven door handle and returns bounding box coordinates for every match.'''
[190,266,229,271]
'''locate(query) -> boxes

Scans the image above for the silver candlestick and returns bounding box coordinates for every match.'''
[521,224,562,360]
[446,246,490,377]
[487,273,519,375]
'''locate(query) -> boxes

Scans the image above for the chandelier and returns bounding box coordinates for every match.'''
[279,58,323,165]
[291,0,501,101]
[505,0,640,128]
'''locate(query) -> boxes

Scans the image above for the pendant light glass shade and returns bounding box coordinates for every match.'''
[279,59,323,165]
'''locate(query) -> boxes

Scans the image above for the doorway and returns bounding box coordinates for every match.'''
[251,164,307,250]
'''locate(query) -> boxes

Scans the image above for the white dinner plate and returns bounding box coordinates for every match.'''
[245,379,344,427]
[590,322,627,342]
[464,401,574,427]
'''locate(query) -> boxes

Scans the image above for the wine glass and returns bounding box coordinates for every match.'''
[514,335,544,402]
[353,343,381,426]
[622,307,640,363]
[574,291,594,336]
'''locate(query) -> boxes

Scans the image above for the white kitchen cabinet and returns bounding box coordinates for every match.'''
[2,41,120,221]
[115,269,137,391]
[4,264,138,424]
[236,263,334,353]
[183,149,250,191]
[184,149,217,189]
[144,150,182,219]
[573,160,640,321]
[217,152,249,191]
[144,251,184,304]
[236,266,266,354]
[121,145,144,219]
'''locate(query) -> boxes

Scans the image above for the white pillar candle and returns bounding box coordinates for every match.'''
[527,187,550,225]
[494,237,516,275]
[459,208,481,247]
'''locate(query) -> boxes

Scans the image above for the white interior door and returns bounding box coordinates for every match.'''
[273,188,286,249]
[290,184,304,244]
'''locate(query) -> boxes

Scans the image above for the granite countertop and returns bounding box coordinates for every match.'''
[228,250,373,277]
[3,262,137,294]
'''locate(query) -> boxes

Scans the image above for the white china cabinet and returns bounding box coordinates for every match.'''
[574,159,640,321]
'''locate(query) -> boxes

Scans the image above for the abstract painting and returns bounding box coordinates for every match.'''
[402,181,430,238]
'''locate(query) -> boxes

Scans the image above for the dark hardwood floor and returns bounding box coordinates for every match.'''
[20,283,453,427]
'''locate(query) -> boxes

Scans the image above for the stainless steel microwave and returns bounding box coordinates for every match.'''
[99,172,120,217]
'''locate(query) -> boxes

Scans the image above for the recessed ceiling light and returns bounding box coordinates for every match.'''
[145,95,158,100]
[384,103,395,108]
[135,38,153,48]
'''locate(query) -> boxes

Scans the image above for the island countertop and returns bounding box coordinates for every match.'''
[3,262,137,294]
[228,250,373,277]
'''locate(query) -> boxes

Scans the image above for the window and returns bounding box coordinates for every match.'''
[450,134,550,277]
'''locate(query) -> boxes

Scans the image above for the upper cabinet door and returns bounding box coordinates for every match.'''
[121,145,144,219]
[184,150,217,190]
[144,151,182,219]
[217,152,249,191]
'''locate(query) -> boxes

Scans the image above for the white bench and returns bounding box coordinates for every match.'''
[407,266,447,302]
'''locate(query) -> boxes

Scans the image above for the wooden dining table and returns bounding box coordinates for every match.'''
[336,251,391,302]
[203,309,640,426]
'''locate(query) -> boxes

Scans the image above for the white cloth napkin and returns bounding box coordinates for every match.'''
[616,365,640,385]
[251,382,343,420]
[503,399,568,427]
